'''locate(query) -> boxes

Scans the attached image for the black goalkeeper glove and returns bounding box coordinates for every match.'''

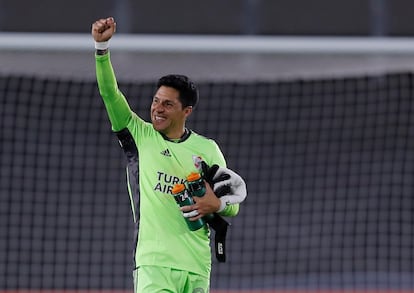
[201,161,247,262]
[201,161,247,212]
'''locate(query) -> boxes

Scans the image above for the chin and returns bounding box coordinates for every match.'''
[152,123,165,133]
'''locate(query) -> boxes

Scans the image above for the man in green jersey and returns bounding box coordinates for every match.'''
[92,17,247,293]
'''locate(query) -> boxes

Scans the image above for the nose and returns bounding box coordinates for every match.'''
[153,103,164,113]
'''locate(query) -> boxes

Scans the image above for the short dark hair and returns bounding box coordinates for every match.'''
[156,74,199,108]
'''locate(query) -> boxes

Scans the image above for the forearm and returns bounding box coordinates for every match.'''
[95,51,132,131]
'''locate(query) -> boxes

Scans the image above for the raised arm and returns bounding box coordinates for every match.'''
[92,17,132,131]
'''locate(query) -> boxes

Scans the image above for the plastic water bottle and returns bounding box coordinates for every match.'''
[187,172,206,197]
[172,183,205,231]
[187,172,214,220]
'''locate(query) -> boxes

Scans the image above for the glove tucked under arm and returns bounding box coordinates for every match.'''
[202,162,247,212]
[213,167,247,212]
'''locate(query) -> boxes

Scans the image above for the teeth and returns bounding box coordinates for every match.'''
[155,116,165,121]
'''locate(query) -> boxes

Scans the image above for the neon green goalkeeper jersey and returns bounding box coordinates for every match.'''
[95,52,234,277]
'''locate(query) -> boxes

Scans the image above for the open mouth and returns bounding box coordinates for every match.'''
[154,115,166,122]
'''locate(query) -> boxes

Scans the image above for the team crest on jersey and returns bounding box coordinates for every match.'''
[192,155,203,171]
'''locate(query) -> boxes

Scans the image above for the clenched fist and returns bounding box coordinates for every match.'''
[91,17,116,42]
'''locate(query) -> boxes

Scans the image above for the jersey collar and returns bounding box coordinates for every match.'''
[160,128,191,143]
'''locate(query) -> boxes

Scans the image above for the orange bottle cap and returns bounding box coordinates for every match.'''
[187,172,201,182]
[172,183,185,194]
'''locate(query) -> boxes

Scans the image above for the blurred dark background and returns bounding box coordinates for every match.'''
[0,0,412,36]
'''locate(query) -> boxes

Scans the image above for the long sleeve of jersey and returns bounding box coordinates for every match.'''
[219,204,239,217]
[95,52,133,131]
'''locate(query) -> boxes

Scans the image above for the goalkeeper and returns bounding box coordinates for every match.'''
[91,17,247,293]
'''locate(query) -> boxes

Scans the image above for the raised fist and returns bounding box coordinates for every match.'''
[91,17,116,42]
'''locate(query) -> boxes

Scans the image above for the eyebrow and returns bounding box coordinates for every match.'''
[153,97,180,106]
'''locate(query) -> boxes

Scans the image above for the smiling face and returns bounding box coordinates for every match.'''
[151,86,193,139]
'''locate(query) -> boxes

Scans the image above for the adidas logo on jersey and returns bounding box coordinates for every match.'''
[160,149,171,157]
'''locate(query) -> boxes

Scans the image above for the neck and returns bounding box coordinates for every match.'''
[161,128,189,142]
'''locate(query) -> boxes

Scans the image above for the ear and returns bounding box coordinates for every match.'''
[184,106,193,117]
